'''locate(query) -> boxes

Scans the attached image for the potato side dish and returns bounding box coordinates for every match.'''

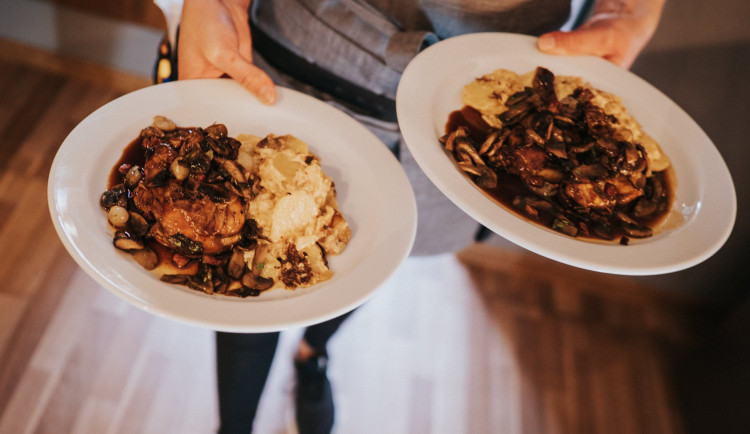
[442,66,672,244]
[100,116,351,297]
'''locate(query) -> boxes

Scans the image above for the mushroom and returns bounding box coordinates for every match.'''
[132,247,158,270]
[512,195,556,220]
[478,130,499,155]
[226,248,247,280]
[614,211,653,238]
[100,185,128,210]
[113,231,144,251]
[187,264,214,294]
[551,215,578,237]
[238,243,275,292]
[241,272,274,291]
[123,165,143,188]
[152,115,176,132]
[128,211,150,237]
[215,157,248,184]
[160,274,190,285]
[204,123,228,138]
[167,233,204,257]
[170,158,189,181]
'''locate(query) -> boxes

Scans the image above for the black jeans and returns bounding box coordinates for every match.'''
[216,310,353,433]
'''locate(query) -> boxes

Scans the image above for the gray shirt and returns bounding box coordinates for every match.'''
[251,0,584,101]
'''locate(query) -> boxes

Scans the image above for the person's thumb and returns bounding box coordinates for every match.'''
[536,28,608,58]
[218,53,277,105]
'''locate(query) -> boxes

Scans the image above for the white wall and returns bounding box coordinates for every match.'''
[0,0,163,78]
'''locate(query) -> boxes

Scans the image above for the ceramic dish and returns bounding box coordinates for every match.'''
[49,79,417,332]
[396,32,736,275]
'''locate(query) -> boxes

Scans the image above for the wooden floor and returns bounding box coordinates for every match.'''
[0,39,719,433]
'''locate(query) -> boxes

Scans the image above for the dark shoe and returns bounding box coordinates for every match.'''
[294,351,334,434]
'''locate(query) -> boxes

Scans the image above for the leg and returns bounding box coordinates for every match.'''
[216,331,280,434]
[294,310,355,434]
[300,310,354,354]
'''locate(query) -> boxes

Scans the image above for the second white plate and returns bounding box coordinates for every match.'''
[396,32,736,276]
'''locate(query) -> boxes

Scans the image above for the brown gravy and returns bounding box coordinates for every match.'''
[108,135,145,189]
[445,106,673,243]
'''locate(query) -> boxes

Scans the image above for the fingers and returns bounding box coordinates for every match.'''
[215,51,277,105]
[537,27,609,58]
[537,27,633,68]
[177,0,274,104]
[225,1,253,62]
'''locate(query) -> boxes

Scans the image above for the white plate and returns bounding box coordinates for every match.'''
[48,79,416,332]
[397,32,736,276]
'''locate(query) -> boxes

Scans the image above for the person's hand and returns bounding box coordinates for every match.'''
[178,0,276,104]
[536,0,666,68]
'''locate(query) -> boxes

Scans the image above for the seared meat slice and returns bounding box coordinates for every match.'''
[130,129,247,255]
[131,183,161,220]
[132,133,245,255]
[508,145,549,177]
[611,174,644,205]
[144,141,177,185]
[159,195,245,255]
[562,180,617,212]
[133,179,245,255]
[532,66,558,106]
[131,179,186,221]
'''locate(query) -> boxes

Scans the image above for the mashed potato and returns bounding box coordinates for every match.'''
[461,68,670,172]
[236,133,351,289]
[461,68,525,128]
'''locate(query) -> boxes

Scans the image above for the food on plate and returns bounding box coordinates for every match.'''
[442,66,673,243]
[100,116,350,297]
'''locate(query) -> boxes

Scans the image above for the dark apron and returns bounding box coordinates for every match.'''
[251,0,582,119]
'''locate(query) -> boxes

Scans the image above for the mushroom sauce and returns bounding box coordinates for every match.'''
[101,116,350,297]
[442,67,673,244]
